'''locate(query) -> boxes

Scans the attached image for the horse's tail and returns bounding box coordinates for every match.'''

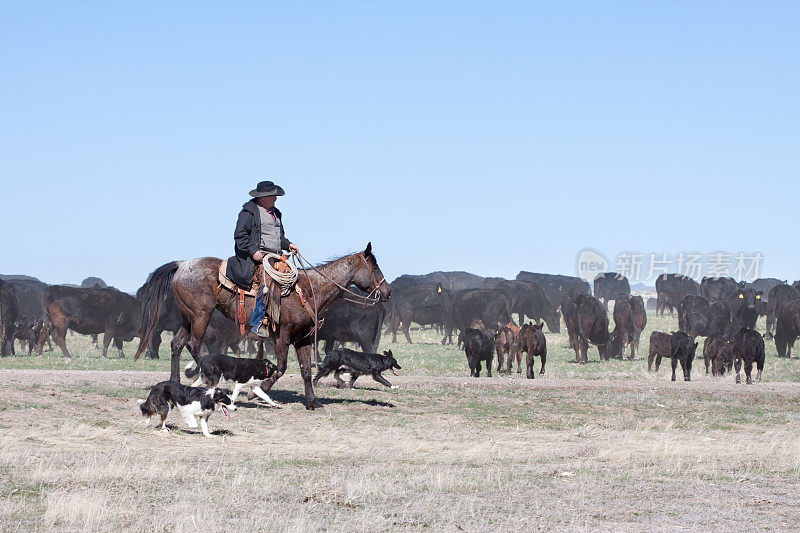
[134,261,180,361]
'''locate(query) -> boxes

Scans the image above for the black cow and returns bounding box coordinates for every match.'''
[648,331,672,372]
[656,274,700,316]
[201,310,246,355]
[732,328,765,384]
[495,280,560,333]
[561,292,608,363]
[646,297,658,311]
[463,328,494,377]
[730,287,763,332]
[2,277,47,318]
[677,295,732,339]
[774,299,800,357]
[318,296,386,354]
[0,280,19,357]
[748,278,786,298]
[701,277,740,301]
[451,289,512,338]
[515,272,591,314]
[765,284,799,338]
[481,277,506,289]
[2,277,54,352]
[593,272,631,309]
[391,271,484,291]
[670,331,698,381]
[607,296,634,360]
[703,336,733,376]
[38,285,141,358]
[386,285,453,344]
[11,316,46,356]
[630,295,647,360]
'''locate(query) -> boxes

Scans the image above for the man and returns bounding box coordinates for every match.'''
[226,180,299,334]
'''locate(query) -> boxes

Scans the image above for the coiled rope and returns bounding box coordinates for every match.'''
[262,253,299,296]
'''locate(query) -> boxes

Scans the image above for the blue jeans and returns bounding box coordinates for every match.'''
[250,293,266,334]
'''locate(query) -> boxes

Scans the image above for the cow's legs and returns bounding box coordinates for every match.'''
[401,321,413,344]
[744,357,753,385]
[539,351,546,375]
[100,331,114,358]
[389,314,399,343]
[149,332,162,359]
[734,352,743,383]
[51,323,71,358]
[671,356,678,381]
[115,336,125,358]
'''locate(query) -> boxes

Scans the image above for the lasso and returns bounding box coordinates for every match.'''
[262,253,298,296]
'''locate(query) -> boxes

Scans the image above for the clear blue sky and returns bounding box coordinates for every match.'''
[1,2,797,292]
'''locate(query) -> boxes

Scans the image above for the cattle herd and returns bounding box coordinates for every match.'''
[0,269,798,389]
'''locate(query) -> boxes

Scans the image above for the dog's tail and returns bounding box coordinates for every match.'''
[184,361,199,379]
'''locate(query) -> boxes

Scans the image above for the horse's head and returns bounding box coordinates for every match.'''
[354,242,391,301]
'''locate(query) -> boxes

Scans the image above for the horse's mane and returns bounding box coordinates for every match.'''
[314,249,374,269]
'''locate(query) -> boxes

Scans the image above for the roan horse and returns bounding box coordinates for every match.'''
[134,243,391,409]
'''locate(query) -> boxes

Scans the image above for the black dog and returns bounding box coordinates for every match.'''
[185,353,279,407]
[313,347,401,389]
[138,381,234,437]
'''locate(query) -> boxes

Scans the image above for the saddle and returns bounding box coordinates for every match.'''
[218,258,294,336]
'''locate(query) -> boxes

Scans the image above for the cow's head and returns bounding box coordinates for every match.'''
[421,283,450,308]
[733,288,763,313]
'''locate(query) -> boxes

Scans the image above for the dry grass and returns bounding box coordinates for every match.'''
[1,368,799,532]
[1,310,800,531]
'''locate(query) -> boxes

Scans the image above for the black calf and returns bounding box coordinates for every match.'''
[732,328,765,384]
[670,331,698,382]
[463,328,494,377]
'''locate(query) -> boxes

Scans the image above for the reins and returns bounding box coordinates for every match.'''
[290,251,386,367]
[292,251,385,306]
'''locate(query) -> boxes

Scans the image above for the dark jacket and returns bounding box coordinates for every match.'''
[226,200,291,289]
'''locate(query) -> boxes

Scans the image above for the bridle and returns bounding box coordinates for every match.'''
[293,251,385,307]
[290,250,387,368]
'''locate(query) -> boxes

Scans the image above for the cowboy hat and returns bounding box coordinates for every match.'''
[249,180,285,197]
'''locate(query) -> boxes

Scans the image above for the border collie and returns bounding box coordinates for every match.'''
[184,353,279,407]
[312,347,401,389]
[138,381,234,437]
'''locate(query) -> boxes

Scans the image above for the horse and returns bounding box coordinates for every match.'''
[134,243,391,409]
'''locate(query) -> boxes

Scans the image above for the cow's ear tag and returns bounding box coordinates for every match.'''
[756,294,761,299]
[739,294,744,298]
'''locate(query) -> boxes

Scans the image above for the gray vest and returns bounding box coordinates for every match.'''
[258,205,282,254]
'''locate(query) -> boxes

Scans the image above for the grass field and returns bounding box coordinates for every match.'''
[1,310,799,531]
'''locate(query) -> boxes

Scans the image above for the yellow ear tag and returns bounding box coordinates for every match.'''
[756,294,761,299]
[437,287,441,293]
[739,294,744,298]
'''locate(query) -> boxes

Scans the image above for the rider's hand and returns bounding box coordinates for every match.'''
[253,250,264,262]
[288,243,299,254]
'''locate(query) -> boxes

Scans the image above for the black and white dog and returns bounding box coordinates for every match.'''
[138,381,235,437]
[184,353,279,407]
[313,347,401,389]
